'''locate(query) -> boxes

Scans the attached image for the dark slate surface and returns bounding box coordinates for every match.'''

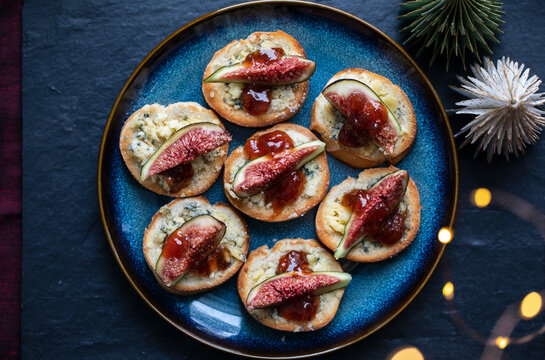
[22,0,545,359]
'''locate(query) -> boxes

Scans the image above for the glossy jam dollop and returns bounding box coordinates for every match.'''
[242,47,284,67]
[191,245,231,276]
[160,162,194,193]
[243,130,305,214]
[337,91,390,148]
[341,188,406,245]
[240,48,284,115]
[275,250,318,322]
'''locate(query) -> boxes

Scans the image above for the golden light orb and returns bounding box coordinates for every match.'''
[442,282,454,301]
[520,291,542,319]
[389,346,424,360]
[438,227,453,244]
[495,336,509,349]
[472,188,492,208]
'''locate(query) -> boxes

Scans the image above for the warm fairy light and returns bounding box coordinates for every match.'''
[389,346,424,360]
[443,282,454,301]
[472,188,492,208]
[495,336,509,349]
[438,227,453,244]
[520,292,543,319]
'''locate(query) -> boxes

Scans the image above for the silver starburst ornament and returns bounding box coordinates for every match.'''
[453,57,545,161]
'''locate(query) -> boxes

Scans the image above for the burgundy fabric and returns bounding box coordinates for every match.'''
[0,0,22,359]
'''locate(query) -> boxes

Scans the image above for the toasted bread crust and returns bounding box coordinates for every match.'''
[316,166,421,262]
[238,238,345,331]
[202,31,309,127]
[310,68,417,168]
[223,123,329,222]
[143,196,250,295]
[119,102,229,197]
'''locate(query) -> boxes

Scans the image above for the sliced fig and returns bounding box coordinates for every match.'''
[155,214,226,287]
[141,122,231,181]
[322,79,401,155]
[204,55,316,85]
[232,140,325,198]
[334,170,409,259]
[246,271,351,310]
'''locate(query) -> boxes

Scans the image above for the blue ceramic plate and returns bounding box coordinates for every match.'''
[98,1,458,358]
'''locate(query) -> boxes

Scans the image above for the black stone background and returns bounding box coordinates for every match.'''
[22,0,545,358]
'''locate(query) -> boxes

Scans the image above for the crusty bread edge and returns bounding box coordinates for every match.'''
[309,68,417,168]
[202,30,309,127]
[143,196,250,295]
[223,123,330,222]
[237,238,344,331]
[316,166,421,262]
[119,102,229,197]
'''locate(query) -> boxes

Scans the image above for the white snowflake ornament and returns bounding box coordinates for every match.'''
[453,57,545,161]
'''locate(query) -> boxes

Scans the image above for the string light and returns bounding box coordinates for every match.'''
[495,336,509,349]
[472,188,492,208]
[443,282,454,301]
[389,346,424,360]
[438,227,453,244]
[520,292,543,319]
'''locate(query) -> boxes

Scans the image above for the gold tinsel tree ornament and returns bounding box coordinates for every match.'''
[399,0,503,68]
[453,57,545,161]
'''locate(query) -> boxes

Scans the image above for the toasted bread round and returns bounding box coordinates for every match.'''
[223,123,329,222]
[238,238,346,332]
[119,102,229,197]
[310,68,417,168]
[316,166,421,262]
[202,31,310,127]
[143,196,250,295]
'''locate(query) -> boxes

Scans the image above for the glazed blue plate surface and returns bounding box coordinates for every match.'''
[98,1,457,358]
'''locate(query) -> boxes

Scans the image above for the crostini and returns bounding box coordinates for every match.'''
[119,102,231,197]
[143,196,250,295]
[238,238,351,332]
[316,166,421,262]
[202,30,315,127]
[223,123,329,222]
[310,68,417,167]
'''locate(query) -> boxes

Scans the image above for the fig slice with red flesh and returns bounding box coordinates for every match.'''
[155,214,226,287]
[245,271,351,310]
[204,55,316,85]
[232,140,325,198]
[322,79,401,155]
[141,122,232,181]
[334,170,409,259]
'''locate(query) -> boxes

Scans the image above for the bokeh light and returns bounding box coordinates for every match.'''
[495,336,509,349]
[443,282,454,301]
[472,188,492,208]
[438,227,453,244]
[520,292,543,319]
[389,346,424,360]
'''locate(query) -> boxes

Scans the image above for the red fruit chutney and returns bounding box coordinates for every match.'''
[275,250,319,322]
[240,48,284,115]
[243,130,305,214]
[341,189,406,245]
[336,92,390,148]
[160,163,194,193]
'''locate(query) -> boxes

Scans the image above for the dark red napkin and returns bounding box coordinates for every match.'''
[0,0,22,358]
